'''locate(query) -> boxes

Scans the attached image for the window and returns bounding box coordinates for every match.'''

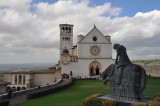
[68,27,71,33]
[63,37,70,41]
[62,27,65,32]
[93,36,97,41]
[23,75,25,84]
[65,27,68,32]
[19,75,22,84]
[15,75,17,84]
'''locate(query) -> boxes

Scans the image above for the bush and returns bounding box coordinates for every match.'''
[154,93,160,98]
[131,102,147,106]
[0,99,9,106]
[154,97,160,102]
[146,101,160,106]
[83,97,102,106]
[91,93,103,98]
[27,79,73,99]
[101,100,117,106]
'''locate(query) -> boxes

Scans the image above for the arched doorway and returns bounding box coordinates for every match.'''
[95,66,100,75]
[89,61,102,76]
[90,66,94,76]
[17,87,21,91]
[22,87,26,90]
[12,87,16,92]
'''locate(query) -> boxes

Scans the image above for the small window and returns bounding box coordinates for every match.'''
[93,36,97,41]
[68,27,71,33]
[62,27,65,32]
[65,27,68,33]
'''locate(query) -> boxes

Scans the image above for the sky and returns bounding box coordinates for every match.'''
[0,0,160,64]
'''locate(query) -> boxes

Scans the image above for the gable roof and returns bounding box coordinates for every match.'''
[78,25,110,43]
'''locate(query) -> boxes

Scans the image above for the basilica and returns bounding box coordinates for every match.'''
[59,24,114,78]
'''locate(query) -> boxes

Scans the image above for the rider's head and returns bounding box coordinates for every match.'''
[113,43,120,49]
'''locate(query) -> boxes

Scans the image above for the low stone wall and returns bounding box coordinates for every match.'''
[142,65,160,77]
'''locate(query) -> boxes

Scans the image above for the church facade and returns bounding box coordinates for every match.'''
[59,24,114,78]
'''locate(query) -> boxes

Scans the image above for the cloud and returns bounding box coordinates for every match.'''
[0,0,159,63]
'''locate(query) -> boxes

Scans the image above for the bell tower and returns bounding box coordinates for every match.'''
[59,24,74,55]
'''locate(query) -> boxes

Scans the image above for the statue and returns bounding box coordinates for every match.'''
[101,44,147,101]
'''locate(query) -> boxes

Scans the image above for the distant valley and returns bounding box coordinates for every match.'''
[0,63,56,73]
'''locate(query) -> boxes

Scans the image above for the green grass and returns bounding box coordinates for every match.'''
[15,78,160,106]
[144,77,160,98]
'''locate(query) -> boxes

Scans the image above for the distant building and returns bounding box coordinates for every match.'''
[59,24,114,78]
[3,69,61,92]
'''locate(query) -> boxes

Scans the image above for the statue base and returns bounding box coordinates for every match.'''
[98,95,151,106]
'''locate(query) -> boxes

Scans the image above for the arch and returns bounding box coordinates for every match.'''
[63,49,69,54]
[90,65,94,76]
[68,27,71,33]
[23,75,25,84]
[19,75,22,84]
[65,27,68,32]
[22,87,26,90]
[89,61,102,76]
[95,66,100,75]
[62,27,65,32]
[17,87,21,91]
[15,75,17,84]
[12,87,16,92]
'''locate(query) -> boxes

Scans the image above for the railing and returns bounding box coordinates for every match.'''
[0,79,63,100]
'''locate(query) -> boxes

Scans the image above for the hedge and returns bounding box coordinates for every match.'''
[27,79,73,99]
[0,99,9,106]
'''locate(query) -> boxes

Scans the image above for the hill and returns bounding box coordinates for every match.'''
[132,59,160,66]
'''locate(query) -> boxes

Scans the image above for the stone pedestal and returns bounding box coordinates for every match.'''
[98,95,151,106]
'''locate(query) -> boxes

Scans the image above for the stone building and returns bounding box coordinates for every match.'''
[59,24,114,77]
[3,69,61,92]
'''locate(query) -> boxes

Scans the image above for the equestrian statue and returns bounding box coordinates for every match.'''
[101,43,147,101]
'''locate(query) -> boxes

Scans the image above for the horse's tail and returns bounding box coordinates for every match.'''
[140,66,147,91]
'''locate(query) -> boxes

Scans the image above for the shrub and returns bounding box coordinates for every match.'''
[154,93,160,98]
[91,93,103,98]
[131,102,147,106]
[154,97,160,102]
[101,100,117,106]
[146,101,160,106]
[0,99,9,106]
[83,97,102,106]
[27,79,73,99]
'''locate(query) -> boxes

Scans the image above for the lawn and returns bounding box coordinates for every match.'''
[15,78,160,106]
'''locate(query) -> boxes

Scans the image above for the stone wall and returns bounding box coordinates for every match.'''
[32,71,61,87]
[0,85,7,94]
[3,74,12,82]
[142,65,160,77]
